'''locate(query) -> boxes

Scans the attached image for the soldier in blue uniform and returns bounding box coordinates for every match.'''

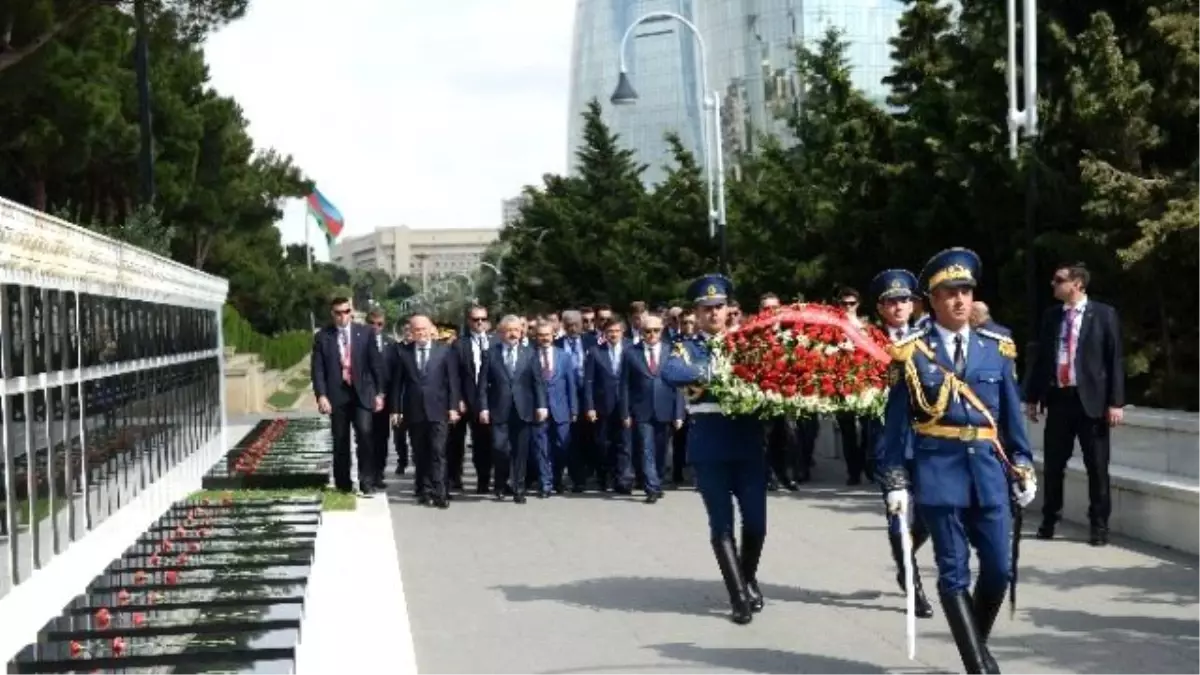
[878,248,1038,674]
[868,268,934,620]
[661,274,766,625]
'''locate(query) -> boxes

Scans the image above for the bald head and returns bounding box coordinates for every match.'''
[969,302,990,328]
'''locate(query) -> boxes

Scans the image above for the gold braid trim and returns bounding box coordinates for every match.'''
[901,338,955,423]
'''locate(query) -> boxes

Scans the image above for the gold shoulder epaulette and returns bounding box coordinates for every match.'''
[673,341,691,363]
[977,328,1017,358]
[887,329,926,362]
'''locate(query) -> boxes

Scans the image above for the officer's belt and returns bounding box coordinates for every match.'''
[687,402,722,415]
[912,421,997,442]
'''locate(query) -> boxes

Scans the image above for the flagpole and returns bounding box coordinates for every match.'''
[304,206,315,332]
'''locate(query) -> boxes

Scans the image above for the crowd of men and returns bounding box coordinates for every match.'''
[309,253,1124,673]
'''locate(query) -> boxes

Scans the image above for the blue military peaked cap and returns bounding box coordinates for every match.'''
[919,247,982,294]
[687,274,733,307]
[870,269,919,302]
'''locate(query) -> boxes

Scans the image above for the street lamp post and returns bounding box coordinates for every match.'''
[611,11,728,276]
[1007,0,1039,357]
[479,261,503,308]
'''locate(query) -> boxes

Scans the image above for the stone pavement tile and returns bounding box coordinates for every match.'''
[390,469,1198,674]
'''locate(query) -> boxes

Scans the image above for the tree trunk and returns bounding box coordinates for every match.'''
[31,176,46,212]
[1154,277,1175,400]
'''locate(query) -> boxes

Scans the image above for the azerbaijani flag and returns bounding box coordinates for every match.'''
[306,189,345,247]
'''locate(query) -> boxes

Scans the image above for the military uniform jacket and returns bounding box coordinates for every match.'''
[878,326,1033,508]
[661,335,764,464]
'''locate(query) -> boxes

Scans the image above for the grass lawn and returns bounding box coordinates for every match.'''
[287,375,310,389]
[186,487,357,512]
[267,388,303,409]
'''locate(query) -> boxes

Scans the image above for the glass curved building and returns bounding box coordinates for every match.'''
[700,0,904,158]
[566,0,706,186]
[567,0,904,180]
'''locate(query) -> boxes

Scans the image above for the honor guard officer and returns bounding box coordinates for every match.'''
[869,269,934,620]
[661,274,766,626]
[878,248,1037,674]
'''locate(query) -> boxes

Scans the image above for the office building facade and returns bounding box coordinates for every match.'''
[566,0,706,186]
[502,194,531,226]
[331,226,499,281]
[566,0,904,177]
[700,0,904,157]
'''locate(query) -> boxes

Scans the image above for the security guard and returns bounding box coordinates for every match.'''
[661,274,765,625]
[878,248,1037,674]
[868,269,934,620]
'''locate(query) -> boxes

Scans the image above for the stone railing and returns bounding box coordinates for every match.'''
[1026,407,1199,555]
[816,406,1200,555]
[224,353,302,415]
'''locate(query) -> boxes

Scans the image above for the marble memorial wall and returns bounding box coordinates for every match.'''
[0,197,228,600]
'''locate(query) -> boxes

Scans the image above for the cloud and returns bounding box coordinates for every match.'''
[203,0,575,257]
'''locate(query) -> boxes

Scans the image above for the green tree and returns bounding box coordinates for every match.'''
[0,0,250,74]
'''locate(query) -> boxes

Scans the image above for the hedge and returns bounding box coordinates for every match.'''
[222,306,312,371]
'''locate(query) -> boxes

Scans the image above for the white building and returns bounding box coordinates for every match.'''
[331,226,499,281]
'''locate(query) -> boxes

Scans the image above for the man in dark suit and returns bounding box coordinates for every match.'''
[454,305,494,493]
[1024,262,1124,546]
[969,301,1012,337]
[478,314,548,504]
[367,309,396,490]
[533,320,578,497]
[392,322,412,476]
[310,296,386,496]
[390,314,462,509]
[555,310,594,492]
[584,318,632,493]
[619,314,683,503]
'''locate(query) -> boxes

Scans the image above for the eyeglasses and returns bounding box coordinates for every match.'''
[470,316,487,322]
[370,322,384,328]
[333,308,352,316]
[682,319,696,325]
[643,327,662,333]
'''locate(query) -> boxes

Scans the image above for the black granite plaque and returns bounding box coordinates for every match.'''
[9,627,299,673]
[39,601,303,643]
[89,564,311,592]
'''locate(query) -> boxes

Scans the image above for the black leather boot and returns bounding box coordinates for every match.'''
[740,529,765,612]
[711,536,753,625]
[942,591,990,674]
[973,585,1006,674]
[888,533,934,618]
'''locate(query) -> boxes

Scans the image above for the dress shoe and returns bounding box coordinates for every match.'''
[846,476,862,486]
[1089,526,1109,546]
[394,466,406,476]
[513,494,527,504]
[644,493,659,504]
[374,479,387,490]
[358,484,375,498]
[570,484,585,494]
[537,489,550,499]
[1035,522,1055,540]
[432,495,449,509]
[783,479,800,491]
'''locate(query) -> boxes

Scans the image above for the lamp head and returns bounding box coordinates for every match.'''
[610,71,639,105]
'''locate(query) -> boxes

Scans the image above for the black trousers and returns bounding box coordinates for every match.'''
[767,418,799,482]
[447,419,467,486]
[371,410,391,480]
[836,412,870,480]
[492,418,531,495]
[330,394,373,490]
[411,420,450,498]
[566,417,594,487]
[467,416,493,490]
[1042,387,1112,528]
[393,420,409,473]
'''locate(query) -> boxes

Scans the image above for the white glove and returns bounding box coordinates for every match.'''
[885,490,909,518]
[1012,474,1037,508]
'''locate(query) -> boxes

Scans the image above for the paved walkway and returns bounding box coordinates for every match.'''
[384,461,1198,674]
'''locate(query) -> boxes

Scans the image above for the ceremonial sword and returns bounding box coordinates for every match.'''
[897,507,917,660]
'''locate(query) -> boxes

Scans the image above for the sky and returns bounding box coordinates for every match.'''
[203,0,576,260]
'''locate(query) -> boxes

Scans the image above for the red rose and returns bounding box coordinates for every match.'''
[111,637,126,656]
[95,608,111,628]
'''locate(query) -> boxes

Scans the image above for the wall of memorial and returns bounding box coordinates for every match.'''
[0,197,229,601]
